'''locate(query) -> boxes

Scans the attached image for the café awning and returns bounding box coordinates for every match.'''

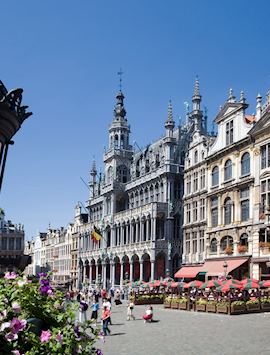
[174,265,203,278]
[200,258,249,277]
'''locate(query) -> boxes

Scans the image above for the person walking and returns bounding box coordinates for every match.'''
[79,296,88,323]
[114,289,122,305]
[127,300,135,321]
[102,306,111,336]
[91,300,99,326]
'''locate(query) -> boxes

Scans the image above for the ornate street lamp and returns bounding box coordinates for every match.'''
[223,260,228,279]
[0,81,32,191]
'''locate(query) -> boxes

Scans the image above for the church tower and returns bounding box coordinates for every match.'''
[103,87,133,213]
[191,77,204,132]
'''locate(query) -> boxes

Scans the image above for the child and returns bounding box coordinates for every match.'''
[127,300,135,321]
[91,300,99,326]
[143,305,153,323]
[101,306,111,336]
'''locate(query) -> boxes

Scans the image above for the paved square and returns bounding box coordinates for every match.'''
[97,302,269,355]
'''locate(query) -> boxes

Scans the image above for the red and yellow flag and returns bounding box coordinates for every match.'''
[91,226,102,243]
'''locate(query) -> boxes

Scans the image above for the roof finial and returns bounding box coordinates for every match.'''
[194,75,200,96]
[165,99,175,131]
[240,90,246,103]
[117,68,124,91]
[228,88,236,103]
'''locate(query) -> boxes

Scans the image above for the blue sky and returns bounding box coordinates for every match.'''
[1,0,270,239]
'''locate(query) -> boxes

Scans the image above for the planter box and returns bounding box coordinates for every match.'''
[206,304,217,313]
[216,305,229,314]
[230,305,246,314]
[164,301,171,308]
[171,301,179,309]
[178,302,188,310]
[261,302,270,311]
[135,298,163,305]
[246,303,260,312]
[196,304,206,312]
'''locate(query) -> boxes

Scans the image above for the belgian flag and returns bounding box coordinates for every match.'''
[91,226,102,243]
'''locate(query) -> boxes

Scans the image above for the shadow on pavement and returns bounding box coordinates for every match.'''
[110,332,126,336]
[111,323,124,326]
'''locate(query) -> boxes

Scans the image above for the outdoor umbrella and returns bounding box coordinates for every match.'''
[187,280,203,288]
[170,281,179,288]
[243,281,259,290]
[260,280,270,288]
[153,280,161,287]
[200,280,222,289]
[222,279,241,286]
[217,282,243,292]
[241,278,259,285]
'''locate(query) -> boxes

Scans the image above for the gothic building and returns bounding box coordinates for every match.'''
[75,82,204,289]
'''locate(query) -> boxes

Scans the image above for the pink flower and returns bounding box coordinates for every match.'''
[12,351,22,355]
[10,318,26,333]
[0,310,7,320]
[4,272,17,279]
[12,302,21,313]
[40,329,52,342]
[56,332,63,343]
[17,280,26,287]
[5,332,18,342]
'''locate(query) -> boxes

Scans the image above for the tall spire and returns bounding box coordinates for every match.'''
[165,100,175,131]
[113,90,126,120]
[192,76,202,112]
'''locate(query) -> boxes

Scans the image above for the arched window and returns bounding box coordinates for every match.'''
[212,166,219,186]
[220,236,233,251]
[224,198,232,225]
[241,152,250,176]
[194,150,198,164]
[120,134,124,149]
[140,189,144,206]
[240,233,248,246]
[224,159,232,181]
[107,166,113,184]
[114,134,118,148]
[202,151,205,160]
[210,238,217,253]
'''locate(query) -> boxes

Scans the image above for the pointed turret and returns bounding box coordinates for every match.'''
[191,77,203,132]
[113,90,127,121]
[164,100,175,138]
[256,93,262,120]
[227,88,236,103]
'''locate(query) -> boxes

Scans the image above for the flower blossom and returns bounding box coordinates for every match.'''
[4,272,17,279]
[12,351,23,355]
[10,318,27,333]
[0,310,7,320]
[17,279,26,287]
[0,321,10,331]
[12,302,21,313]
[56,332,63,343]
[5,332,18,342]
[96,349,103,355]
[40,329,52,342]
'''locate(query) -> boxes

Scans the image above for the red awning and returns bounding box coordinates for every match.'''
[174,265,203,278]
[200,258,249,277]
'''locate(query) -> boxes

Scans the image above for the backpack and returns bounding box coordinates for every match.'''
[80,302,88,311]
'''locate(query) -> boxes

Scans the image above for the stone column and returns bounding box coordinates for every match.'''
[120,262,124,287]
[130,261,133,282]
[150,260,155,281]
[217,241,221,257]
[146,219,150,241]
[130,223,134,244]
[102,263,106,289]
[139,260,144,281]
[136,222,139,243]
[82,264,86,284]
[96,264,99,281]
[126,224,129,244]
[151,217,156,241]
[111,262,115,287]
[89,264,93,285]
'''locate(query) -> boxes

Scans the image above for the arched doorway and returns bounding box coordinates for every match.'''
[155,252,166,279]
[91,259,96,282]
[132,254,140,281]
[122,255,130,282]
[142,253,151,281]
[105,257,110,288]
[114,256,121,286]
[97,258,102,285]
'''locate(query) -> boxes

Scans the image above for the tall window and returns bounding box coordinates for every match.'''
[199,231,204,253]
[193,172,198,192]
[210,238,217,253]
[186,233,190,254]
[186,203,191,223]
[224,198,232,225]
[211,197,218,227]
[212,166,219,186]
[194,150,198,164]
[241,152,250,176]
[226,120,234,145]
[240,233,248,246]
[261,143,270,170]
[200,199,205,220]
[187,175,191,194]
[240,187,249,221]
[192,232,197,253]
[193,201,198,222]
[224,159,232,181]
[200,168,205,189]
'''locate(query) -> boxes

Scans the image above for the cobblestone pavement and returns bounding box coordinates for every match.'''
[96,302,270,355]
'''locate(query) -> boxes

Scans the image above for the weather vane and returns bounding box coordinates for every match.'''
[117,68,124,90]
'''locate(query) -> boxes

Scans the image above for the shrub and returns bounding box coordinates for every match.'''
[225,246,233,255]
[231,300,245,306]
[237,245,248,253]
[0,272,100,355]
[196,298,207,305]
[246,299,259,305]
